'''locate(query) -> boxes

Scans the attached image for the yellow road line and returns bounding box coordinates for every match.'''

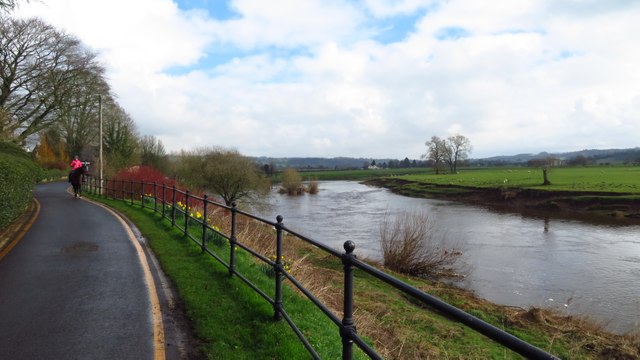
[0,199,40,261]
[88,200,166,360]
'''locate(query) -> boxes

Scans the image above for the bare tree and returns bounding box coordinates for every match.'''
[0,0,20,12]
[0,17,101,144]
[446,134,472,173]
[101,100,139,174]
[138,134,168,172]
[56,73,110,159]
[422,136,447,174]
[175,147,270,206]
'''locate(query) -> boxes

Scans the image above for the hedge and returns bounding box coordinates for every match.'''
[0,142,42,230]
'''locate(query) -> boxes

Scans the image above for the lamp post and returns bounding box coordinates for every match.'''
[98,94,103,195]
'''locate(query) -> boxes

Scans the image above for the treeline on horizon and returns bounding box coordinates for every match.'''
[253,147,640,171]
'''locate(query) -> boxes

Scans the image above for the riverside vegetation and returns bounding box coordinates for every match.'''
[84,179,639,359]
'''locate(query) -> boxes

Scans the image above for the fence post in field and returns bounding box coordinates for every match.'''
[130,180,134,205]
[121,179,125,200]
[274,215,284,321]
[341,241,357,360]
[112,178,116,199]
[171,185,177,227]
[201,195,208,253]
[229,202,238,276]
[184,190,190,236]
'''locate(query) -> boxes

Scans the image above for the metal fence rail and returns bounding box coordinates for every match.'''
[83,176,559,359]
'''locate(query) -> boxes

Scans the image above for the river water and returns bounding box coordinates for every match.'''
[261,181,640,334]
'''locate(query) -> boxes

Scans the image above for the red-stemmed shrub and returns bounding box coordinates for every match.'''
[109,165,201,204]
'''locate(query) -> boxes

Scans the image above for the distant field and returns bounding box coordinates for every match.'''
[401,166,640,194]
[276,167,432,181]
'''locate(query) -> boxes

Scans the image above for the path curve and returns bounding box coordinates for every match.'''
[0,182,167,359]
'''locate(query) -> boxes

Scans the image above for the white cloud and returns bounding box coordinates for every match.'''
[14,0,640,159]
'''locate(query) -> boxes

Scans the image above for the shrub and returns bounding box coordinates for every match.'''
[280,168,303,195]
[379,210,462,279]
[111,165,198,203]
[306,180,319,194]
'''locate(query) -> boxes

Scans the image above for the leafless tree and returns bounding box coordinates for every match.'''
[422,136,447,174]
[101,99,139,174]
[138,134,168,172]
[0,1,19,12]
[56,73,110,159]
[0,17,102,145]
[446,134,472,173]
[175,147,270,206]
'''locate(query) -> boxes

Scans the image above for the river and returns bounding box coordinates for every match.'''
[260,181,640,334]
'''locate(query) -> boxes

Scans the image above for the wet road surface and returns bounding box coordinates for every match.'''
[0,182,160,359]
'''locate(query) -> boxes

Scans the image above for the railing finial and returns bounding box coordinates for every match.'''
[344,241,355,254]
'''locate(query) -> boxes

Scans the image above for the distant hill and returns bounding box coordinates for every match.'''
[252,147,640,170]
[252,156,398,170]
[474,147,640,165]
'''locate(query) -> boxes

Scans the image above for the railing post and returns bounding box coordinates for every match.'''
[229,202,238,276]
[171,185,177,227]
[141,181,145,209]
[130,180,134,205]
[201,195,208,253]
[121,179,125,200]
[153,182,157,213]
[341,241,357,360]
[274,215,284,321]
[161,183,166,219]
[184,190,190,236]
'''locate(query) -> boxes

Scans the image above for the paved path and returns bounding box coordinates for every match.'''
[0,182,165,359]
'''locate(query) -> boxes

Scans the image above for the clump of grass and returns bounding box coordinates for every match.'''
[306,180,319,194]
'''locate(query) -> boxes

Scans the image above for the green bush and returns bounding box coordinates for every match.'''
[0,142,41,230]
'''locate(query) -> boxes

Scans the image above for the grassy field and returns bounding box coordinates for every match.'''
[397,166,640,194]
[274,165,640,194]
[274,167,432,182]
[84,192,639,359]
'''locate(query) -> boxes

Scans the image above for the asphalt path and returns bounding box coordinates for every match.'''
[0,182,164,359]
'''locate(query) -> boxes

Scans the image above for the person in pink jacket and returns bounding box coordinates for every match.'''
[70,155,83,170]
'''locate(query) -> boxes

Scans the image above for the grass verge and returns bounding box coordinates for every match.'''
[89,195,368,359]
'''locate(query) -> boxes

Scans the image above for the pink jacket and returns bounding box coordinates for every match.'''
[70,159,83,170]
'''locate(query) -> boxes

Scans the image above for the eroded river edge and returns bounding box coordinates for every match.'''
[365,177,640,225]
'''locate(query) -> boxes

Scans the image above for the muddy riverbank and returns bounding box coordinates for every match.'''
[365,177,640,224]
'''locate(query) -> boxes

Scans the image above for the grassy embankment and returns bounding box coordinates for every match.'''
[87,191,639,359]
[343,166,640,220]
[292,166,640,222]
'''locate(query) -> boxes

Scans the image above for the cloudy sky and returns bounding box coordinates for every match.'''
[15,0,640,159]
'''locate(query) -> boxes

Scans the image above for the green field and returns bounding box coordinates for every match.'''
[276,167,431,181]
[276,166,640,194]
[400,166,640,193]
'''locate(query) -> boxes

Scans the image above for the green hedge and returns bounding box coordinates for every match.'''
[0,142,42,230]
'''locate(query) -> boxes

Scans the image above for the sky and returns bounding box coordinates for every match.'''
[14,0,640,159]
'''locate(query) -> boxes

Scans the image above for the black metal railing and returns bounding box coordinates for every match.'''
[82,176,559,360]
